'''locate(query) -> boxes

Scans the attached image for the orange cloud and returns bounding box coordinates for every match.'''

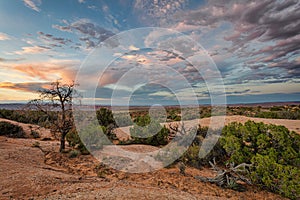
[0,81,50,93]
[0,32,11,41]
[99,70,122,87]
[4,59,80,83]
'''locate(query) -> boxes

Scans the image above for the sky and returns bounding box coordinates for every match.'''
[0,0,299,105]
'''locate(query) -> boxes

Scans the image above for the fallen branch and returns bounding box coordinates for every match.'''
[194,159,252,192]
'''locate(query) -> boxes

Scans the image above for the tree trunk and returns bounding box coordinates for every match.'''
[60,104,66,152]
[59,132,66,152]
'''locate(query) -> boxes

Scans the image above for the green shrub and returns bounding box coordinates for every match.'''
[270,106,283,111]
[220,121,300,199]
[66,128,89,154]
[0,109,58,127]
[181,144,201,168]
[96,108,116,127]
[67,108,118,154]
[0,121,26,138]
[155,125,226,168]
[167,109,181,121]
[69,149,80,158]
[255,111,279,119]
[133,114,151,126]
[179,126,226,168]
[130,115,169,146]
[79,122,111,150]
[199,107,212,118]
[278,110,300,120]
[250,154,300,199]
[221,121,300,166]
[226,105,300,120]
[113,113,133,127]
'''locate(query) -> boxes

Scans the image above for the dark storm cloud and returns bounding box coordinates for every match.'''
[248,36,300,68]
[179,0,300,84]
[183,0,299,42]
[181,0,300,65]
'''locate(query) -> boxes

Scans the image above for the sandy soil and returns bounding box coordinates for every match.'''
[0,116,297,199]
[0,136,286,200]
[198,115,300,134]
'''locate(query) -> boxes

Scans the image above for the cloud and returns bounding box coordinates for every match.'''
[87,5,100,11]
[0,57,24,62]
[37,31,72,48]
[226,92,300,104]
[249,35,300,63]
[174,0,300,84]
[194,0,298,51]
[2,59,80,83]
[53,18,114,49]
[172,22,199,32]
[14,46,50,55]
[79,37,96,49]
[93,48,207,102]
[148,91,175,97]
[145,31,202,59]
[129,45,139,51]
[133,0,188,26]
[23,0,42,12]
[0,32,11,40]
[227,89,251,95]
[0,81,50,93]
[52,24,71,33]
[78,0,85,3]
[182,0,300,43]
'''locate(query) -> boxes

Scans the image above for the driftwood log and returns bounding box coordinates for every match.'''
[194,158,252,192]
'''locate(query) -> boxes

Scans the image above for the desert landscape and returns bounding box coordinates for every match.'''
[1,0,300,199]
[0,104,300,199]
[0,114,294,199]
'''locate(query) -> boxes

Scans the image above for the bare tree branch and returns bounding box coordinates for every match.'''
[28,80,78,152]
[195,159,252,192]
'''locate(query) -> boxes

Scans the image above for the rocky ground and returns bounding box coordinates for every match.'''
[0,116,296,199]
[0,136,287,200]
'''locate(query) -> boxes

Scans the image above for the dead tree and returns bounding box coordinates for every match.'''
[28,80,77,152]
[168,122,184,141]
[168,122,196,147]
[195,158,252,191]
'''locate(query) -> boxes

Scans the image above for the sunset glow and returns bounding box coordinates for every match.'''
[0,0,299,104]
